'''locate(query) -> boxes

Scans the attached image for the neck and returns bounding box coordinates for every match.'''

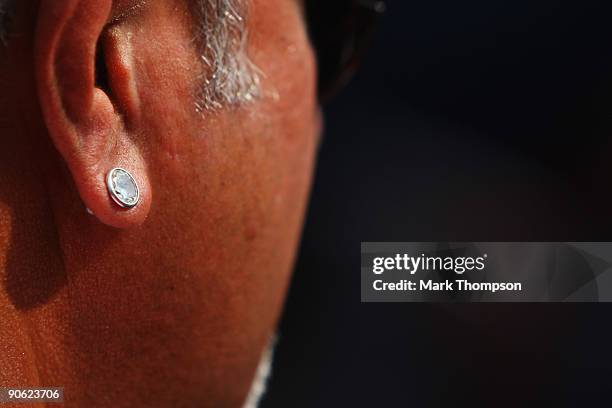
[0,38,86,380]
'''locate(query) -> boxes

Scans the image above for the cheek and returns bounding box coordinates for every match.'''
[125,0,320,275]
[112,1,319,401]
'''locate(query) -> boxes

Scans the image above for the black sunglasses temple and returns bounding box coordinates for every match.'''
[307,0,386,103]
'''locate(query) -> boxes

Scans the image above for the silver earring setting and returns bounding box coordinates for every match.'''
[106,168,140,208]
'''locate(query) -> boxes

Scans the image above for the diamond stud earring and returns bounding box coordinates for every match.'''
[106,168,140,209]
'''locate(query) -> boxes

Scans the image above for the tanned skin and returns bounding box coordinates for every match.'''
[0,0,320,406]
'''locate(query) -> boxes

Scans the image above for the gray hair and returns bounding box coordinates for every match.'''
[0,0,260,110]
[192,0,261,111]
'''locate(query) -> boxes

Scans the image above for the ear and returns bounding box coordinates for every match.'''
[34,0,151,228]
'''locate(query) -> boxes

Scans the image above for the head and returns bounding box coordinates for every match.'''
[0,0,318,406]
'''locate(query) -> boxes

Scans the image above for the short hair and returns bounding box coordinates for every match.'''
[0,0,260,110]
[192,0,261,111]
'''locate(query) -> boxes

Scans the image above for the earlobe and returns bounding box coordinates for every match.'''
[34,0,151,228]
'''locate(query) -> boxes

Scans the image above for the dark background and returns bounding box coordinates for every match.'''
[262,1,612,406]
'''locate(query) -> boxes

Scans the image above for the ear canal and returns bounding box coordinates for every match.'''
[95,39,111,94]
